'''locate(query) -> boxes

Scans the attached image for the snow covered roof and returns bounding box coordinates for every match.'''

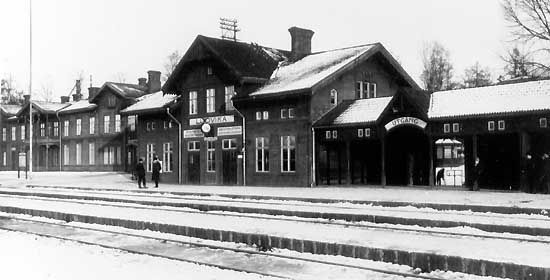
[16,101,70,116]
[0,104,22,116]
[58,100,97,114]
[333,97,393,125]
[251,44,377,96]
[314,97,393,127]
[428,79,550,119]
[435,139,463,145]
[120,91,178,114]
[90,82,148,103]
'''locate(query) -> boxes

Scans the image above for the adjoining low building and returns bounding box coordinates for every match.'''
[120,90,181,183]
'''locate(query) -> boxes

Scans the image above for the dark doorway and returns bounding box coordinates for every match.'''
[11,150,17,170]
[222,149,238,185]
[188,152,200,184]
[318,143,347,185]
[350,140,381,184]
[386,126,429,186]
[478,134,520,190]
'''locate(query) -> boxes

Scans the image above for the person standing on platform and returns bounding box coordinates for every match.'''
[472,157,483,191]
[521,152,536,193]
[539,153,550,194]
[135,158,146,189]
[152,156,162,188]
[436,168,446,186]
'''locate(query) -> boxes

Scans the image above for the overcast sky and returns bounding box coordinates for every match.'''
[0,0,510,100]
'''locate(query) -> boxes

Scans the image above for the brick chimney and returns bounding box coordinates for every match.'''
[23,94,30,103]
[72,80,83,102]
[138,78,147,87]
[60,96,70,103]
[88,86,100,100]
[288,27,314,62]
[147,70,161,93]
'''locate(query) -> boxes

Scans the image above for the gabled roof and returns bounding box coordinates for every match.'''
[0,104,22,116]
[90,82,148,102]
[163,35,289,94]
[314,97,393,128]
[120,91,178,115]
[58,99,98,114]
[428,79,550,119]
[16,101,70,116]
[250,43,420,97]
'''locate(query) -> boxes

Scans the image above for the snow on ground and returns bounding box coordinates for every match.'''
[0,229,275,280]
[8,186,550,229]
[0,213,510,280]
[0,195,548,267]
[1,171,549,210]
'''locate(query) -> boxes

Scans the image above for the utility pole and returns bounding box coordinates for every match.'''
[28,0,33,178]
[219,18,240,41]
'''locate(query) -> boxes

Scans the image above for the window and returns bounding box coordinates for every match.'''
[206,88,215,113]
[147,121,156,131]
[281,136,296,172]
[262,111,269,120]
[488,121,495,131]
[40,123,45,137]
[108,96,116,107]
[189,91,198,115]
[115,114,121,133]
[325,131,331,139]
[146,144,155,172]
[443,123,450,133]
[498,120,505,131]
[63,144,69,165]
[11,127,15,141]
[330,89,338,105]
[222,139,237,150]
[207,66,213,76]
[355,81,377,99]
[103,147,115,165]
[89,142,95,165]
[163,142,173,172]
[255,111,269,120]
[20,125,25,140]
[76,143,81,165]
[76,119,82,136]
[164,121,173,129]
[127,115,136,132]
[452,123,460,133]
[53,122,59,137]
[256,137,269,172]
[225,85,235,111]
[444,146,452,159]
[88,117,95,134]
[358,129,364,138]
[206,140,216,172]
[63,120,69,137]
[332,130,337,139]
[188,141,200,151]
[437,146,444,159]
[116,146,121,165]
[104,115,110,133]
[2,151,5,166]
[281,109,287,119]
[541,118,548,128]
[2,128,6,141]
[288,108,295,119]
[365,128,371,137]
[256,111,262,120]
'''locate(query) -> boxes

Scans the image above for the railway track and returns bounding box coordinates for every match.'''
[0,215,443,280]
[0,191,548,245]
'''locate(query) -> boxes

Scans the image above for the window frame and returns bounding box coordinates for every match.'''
[222,139,237,150]
[206,88,216,113]
[89,142,95,165]
[224,85,235,111]
[53,122,59,137]
[498,120,505,131]
[189,91,198,115]
[103,115,110,134]
[76,118,82,136]
[281,135,296,173]
[443,123,451,133]
[206,140,216,172]
[163,142,173,172]
[255,137,269,172]
[20,125,25,140]
[89,117,95,135]
[187,141,200,151]
[488,121,495,131]
[40,122,45,137]
[540,118,548,128]
[115,114,121,133]
[281,108,287,119]
[330,89,338,105]
[63,144,70,165]
[76,143,82,165]
[146,143,155,172]
[452,123,459,133]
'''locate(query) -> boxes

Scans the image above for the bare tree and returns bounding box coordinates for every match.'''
[1,75,24,105]
[420,41,456,91]
[114,72,127,83]
[503,0,550,74]
[462,62,493,88]
[163,50,182,82]
[39,83,54,102]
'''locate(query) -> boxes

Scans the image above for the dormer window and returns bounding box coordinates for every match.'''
[355,81,377,99]
[330,89,338,105]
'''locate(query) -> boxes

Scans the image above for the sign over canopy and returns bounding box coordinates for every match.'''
[385,117,427,131]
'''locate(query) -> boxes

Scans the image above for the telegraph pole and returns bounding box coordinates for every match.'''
[219,18,240,41]
[28,0,33,178]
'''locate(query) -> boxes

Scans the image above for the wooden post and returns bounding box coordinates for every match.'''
[381,137,386,186]
[337,144,342,185]
[428,137,434,187]
[346,141,351,185]
[326,146,330,185]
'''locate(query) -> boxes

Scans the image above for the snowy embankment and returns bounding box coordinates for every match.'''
[0,195,548,268]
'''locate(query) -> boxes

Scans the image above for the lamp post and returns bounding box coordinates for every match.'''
[28,0,33,178]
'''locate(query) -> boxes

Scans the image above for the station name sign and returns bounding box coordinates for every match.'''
[384,117,427,131]
[189,115,234,126]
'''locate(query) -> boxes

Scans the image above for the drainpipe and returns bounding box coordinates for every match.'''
[311,126,316,188]
[166,107,182,184]
[233,106,246,186]
[55,111,62,171]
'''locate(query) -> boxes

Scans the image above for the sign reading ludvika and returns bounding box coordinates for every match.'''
[384,117,427,131]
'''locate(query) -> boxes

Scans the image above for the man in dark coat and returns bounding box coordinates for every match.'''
[436,168,445,186]
[152,156,161,188]
[521,152,536,193]
[472,157,483,191]
[539,153,550,194]
[135,158,146,189]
